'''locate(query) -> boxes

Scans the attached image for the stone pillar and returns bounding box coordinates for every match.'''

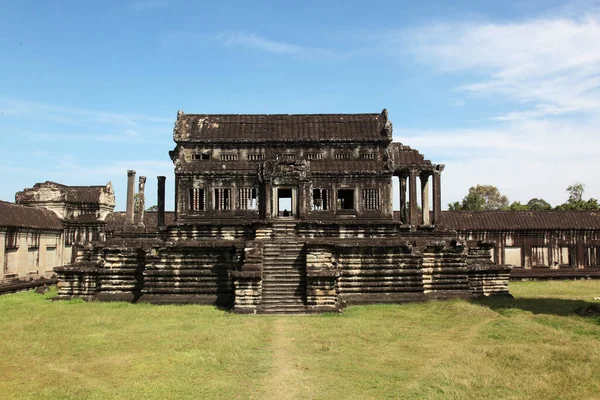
[421,173,430,225]
[136,176,146,228]
[125,170,136,226]
[408,169,419,225]
[432,165,444,225]
[262,182,272,220]
[157,176,166,229]
[399,174,407,224]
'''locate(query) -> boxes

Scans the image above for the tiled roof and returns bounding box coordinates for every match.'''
[0,201,63,230]
[105,211,176,232]
[440,211,600,230]
[174,113,390,143]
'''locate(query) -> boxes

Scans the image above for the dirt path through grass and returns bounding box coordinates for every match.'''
[260,318,313,400]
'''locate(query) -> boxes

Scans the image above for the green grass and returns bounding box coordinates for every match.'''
[1,281,599,399]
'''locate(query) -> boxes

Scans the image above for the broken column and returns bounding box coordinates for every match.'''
[135,176,146,228]
[432,165,444,225]
[125,170,136,226]
[157,176,166,229]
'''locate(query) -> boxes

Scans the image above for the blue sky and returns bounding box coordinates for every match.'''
[1,0,600,210]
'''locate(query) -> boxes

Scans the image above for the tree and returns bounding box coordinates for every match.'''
[555,182,600,210]
[508,201,529,211]
[147,205,158,211]
[448,185,509,211]
[566,182,585,204]
[526,198,552,211]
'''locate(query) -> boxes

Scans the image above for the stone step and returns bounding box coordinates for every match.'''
[262,287,306,293]
[260,298,305,307]
[260,307,308,314]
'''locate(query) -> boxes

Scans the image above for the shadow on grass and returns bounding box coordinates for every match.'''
[476,296,600,320]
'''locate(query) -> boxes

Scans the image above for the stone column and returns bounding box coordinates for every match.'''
[136,176,146,228]
[125,170,136,226]
[421,173,430,225]
[262,182,272,220]
[432,165,444,225]
[399,174,407,224]
[408,169,419,226]
[157,176,166,229]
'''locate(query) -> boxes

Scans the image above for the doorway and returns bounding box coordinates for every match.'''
[276,188,295,217]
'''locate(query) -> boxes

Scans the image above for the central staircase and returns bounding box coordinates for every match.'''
[260,221,307,314]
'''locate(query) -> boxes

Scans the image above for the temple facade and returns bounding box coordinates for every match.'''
[54,110,511,313]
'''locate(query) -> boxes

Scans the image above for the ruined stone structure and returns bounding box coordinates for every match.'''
[0,182,114,287]
[53,110,511,313]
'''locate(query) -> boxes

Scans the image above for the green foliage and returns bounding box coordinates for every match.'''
[555,182,600,210]
[509,198,552,211]
[566,182,585,203]
[448,184,509,211]
[146,205,158,211]
[508,201,529,211]
[527,198,552,210]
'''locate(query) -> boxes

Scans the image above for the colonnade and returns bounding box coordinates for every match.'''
[396,165,444,226]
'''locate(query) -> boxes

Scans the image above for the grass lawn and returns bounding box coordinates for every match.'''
[0,281,599,400]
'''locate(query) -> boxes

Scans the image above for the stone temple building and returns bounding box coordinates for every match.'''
[53,110,511,313]
[0,182,114,291]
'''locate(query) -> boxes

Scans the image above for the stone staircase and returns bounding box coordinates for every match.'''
[260,221,307,314]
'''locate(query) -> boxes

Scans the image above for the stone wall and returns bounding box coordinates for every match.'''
[1,228,65,282]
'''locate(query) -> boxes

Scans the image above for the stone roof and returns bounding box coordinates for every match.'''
[0,201,63,230]
[388,144,432,168]
[16,181,115,205]
[440,211,600,230]
[310,160,388,174]
[174,111,392,143]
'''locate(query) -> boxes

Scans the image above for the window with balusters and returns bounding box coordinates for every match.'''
[189,188,206,211]
[238,187,258,210]
[362,189,380,210]
[214,188,231,210]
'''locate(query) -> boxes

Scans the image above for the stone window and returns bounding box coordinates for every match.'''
[360,153,376,160]
[239,187,258,210]
[312,189,330,210]
[46,246,56,267]
[587,246,600,267]
[27,247,38,269]
[189,188,205,211]
[247,154,265,161]
[334,153,352,160]
[337,189,355,210]
[220,154,238,161]
[214,188,231,211]
[192,153,210,160]
[531,246,549,267]
[362,189,380,210]
[307,153,323,160]
[277,153,296,161]
[558,246,571,266]
[504,247,522,266]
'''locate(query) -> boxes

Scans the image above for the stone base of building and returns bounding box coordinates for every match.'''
[54,221,513,313]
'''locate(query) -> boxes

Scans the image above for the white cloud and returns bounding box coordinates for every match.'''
[395,117,600,207]
[405,14,600,120]
[0,98,172,143]
[217,33,306,55]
